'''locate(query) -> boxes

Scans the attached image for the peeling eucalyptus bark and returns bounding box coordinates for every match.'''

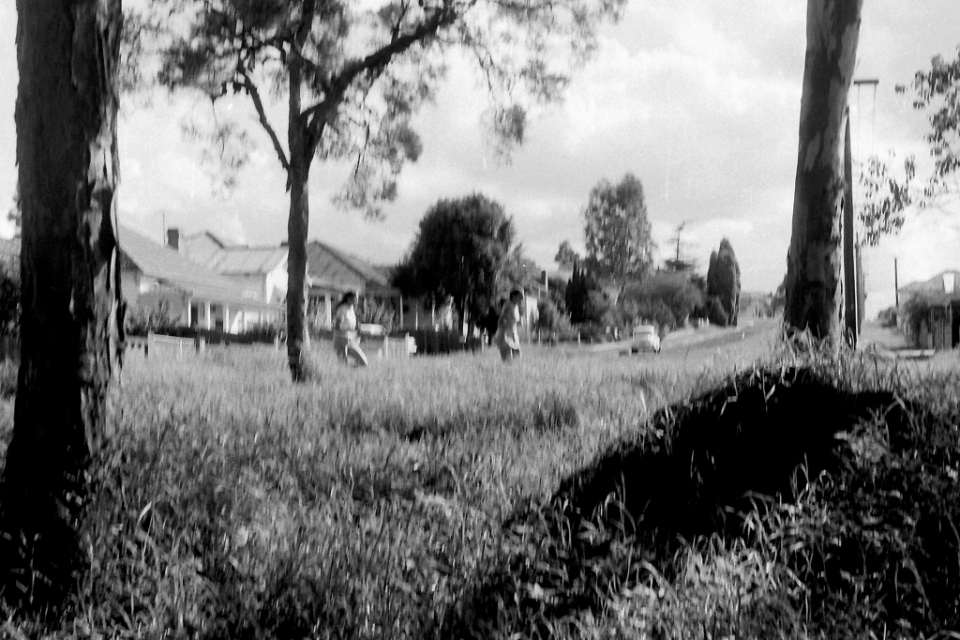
[1,0,123,608]
[784,0,863,349]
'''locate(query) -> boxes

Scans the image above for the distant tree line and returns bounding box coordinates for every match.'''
[391,174,746,344]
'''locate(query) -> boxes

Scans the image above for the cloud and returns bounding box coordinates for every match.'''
[1,0,958,314]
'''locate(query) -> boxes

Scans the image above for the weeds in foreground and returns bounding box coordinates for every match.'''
[0,338,959,639]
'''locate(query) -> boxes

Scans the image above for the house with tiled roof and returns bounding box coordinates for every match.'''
[305,240,403,329]
[119,226,281,332]
[897,269,960,349]
[177,229,406,330]
[178,229,288,306]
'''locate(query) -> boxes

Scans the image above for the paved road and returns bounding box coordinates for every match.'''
[567,318,780,371]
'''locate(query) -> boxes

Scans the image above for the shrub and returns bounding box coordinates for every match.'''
[125,300,178,336]
[356,297,397,333]
[535,299,560,333]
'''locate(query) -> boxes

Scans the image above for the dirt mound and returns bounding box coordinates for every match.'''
[555,366,911,544]
[448,366,922,638]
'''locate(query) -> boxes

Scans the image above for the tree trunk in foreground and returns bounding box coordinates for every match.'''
[784,0,863,349]
[1,0,123,609]
[286,156,311,381]
[284,49,320,382]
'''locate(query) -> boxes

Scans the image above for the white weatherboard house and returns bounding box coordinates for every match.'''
[305,240,402,329]
[119,226,281,332]
[178,229,288,305]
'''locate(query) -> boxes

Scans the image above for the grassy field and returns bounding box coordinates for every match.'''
[1,330,960,639]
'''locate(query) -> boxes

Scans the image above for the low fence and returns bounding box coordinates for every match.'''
[367,334,417,358]
[125,332,207,360]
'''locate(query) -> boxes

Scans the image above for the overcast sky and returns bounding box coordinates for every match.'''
[1,1,958,318]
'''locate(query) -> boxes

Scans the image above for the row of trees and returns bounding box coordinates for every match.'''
[552,172,743,336]
[383,172,745,342]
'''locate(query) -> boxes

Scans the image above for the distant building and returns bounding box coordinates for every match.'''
[178,229,288,305]
[897,270,960,349]
[305,240,401,329]
[119,226,280,332]
[173,228,410,331]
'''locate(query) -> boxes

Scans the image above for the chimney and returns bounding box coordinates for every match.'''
[167,227,180,251]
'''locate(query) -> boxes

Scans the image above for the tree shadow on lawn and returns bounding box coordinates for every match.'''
[448,365,926,638]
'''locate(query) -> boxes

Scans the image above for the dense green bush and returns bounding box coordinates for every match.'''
[124,300,179,336]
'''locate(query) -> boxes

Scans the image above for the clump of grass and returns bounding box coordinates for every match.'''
[532,391,579,433]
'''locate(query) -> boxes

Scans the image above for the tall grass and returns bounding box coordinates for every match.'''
[0,343,715,638]
[0,336,957,639]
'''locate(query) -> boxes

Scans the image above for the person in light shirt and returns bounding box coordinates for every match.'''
[493,288,524,362]
[333,292,368,366]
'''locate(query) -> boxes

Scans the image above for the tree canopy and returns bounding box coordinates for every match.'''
[393,193,514,325]
[707,238,741,327]
[619,271,703,331]
[899,45,960,196]
[555,240,580,270]
[583,173,655,286]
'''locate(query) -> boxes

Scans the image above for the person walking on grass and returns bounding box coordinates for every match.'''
[494,288,524,362]
[333,292,368,367]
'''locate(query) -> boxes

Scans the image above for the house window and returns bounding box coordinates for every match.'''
[190,304,199,328]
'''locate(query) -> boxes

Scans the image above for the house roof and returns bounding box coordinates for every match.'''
[898,270,960,303]
[205,246,287,275]
[305,240,393,293]
[119,226,275,310]
[183,230,227,249]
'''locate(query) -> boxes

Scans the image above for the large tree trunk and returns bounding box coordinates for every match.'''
[285,51,321,382]
[286,152,311,381]
[784,0,863,347]
[1,0,123,608]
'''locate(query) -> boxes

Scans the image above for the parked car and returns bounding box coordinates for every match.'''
[630,324,661,354]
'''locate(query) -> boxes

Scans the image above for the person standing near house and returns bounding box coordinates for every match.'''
[494,288,524,362]
[333,292,368,367]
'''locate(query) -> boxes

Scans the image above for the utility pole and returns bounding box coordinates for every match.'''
[894,257,899,307]
[843,105,858,347]
[841,78,879,347]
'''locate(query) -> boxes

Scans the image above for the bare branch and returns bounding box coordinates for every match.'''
[331,5,453,104]
[239,70,290,174]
